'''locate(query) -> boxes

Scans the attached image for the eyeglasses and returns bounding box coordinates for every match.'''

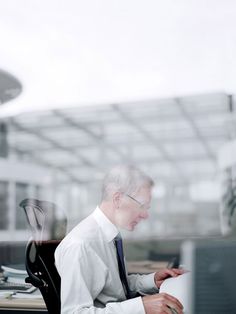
[125,194,150,210]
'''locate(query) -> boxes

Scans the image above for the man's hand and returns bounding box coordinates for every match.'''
[154,268,185,288]
[142,293,183,314]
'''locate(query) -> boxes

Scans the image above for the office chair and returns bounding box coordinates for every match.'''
[20,198,67,314]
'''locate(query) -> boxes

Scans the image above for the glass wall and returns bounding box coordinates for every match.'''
[15,182,29,230]
[0,181,9,230]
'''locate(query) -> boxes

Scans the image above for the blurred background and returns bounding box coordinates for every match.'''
[0,0,236,263]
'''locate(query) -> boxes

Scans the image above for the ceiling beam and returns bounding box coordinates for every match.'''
[4,107,230,132]
[9,118,97,169]
[112,104,189,184]
[10,145,85,184]
[175,98,216,163]
[8,132,227,153]
[53,109,129,161]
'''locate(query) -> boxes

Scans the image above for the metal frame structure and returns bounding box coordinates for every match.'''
[3,92,234,187]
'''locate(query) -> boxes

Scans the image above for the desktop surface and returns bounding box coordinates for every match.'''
[0,296,47,313]
[0,287,46,313]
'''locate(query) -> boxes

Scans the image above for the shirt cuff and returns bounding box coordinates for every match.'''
[141,273,159,293]
[120,296,146,314]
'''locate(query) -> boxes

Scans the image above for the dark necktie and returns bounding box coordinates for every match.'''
[114,234,131,299]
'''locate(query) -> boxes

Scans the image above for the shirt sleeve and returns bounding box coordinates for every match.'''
[127,273,159,295]
[55,242,146,314]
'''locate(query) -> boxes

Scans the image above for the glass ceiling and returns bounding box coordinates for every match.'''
[3,92,235,186]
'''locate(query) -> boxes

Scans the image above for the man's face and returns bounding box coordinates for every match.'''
[115,186,152,231]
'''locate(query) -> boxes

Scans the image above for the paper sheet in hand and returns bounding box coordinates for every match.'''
[159,273,190,313]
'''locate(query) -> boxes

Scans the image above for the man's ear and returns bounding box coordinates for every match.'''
[113,191,122,209]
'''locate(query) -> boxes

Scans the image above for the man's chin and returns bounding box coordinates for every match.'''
[129,222,137,231]
[123,225,134,231]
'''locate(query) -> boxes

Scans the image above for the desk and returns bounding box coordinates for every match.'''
[0,296,47,313]
[128,260,168,274]
[0,260,167,313]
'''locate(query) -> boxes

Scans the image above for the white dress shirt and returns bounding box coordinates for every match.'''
[55,207,159,314]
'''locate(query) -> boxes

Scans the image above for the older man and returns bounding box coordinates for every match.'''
[55,165,184,314]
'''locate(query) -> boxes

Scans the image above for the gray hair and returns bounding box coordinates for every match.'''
[101,164,154,201]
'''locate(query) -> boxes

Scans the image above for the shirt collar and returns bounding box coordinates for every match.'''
[92,206,119,243]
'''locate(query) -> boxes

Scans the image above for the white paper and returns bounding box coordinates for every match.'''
[12,293,43,299]
[0,291,14,299]
[1,265,27,276]
[159,273,190,313]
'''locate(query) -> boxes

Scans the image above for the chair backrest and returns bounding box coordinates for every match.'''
[20,198,67,314]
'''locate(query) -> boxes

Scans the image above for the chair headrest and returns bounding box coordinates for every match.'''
[19,198,67,243]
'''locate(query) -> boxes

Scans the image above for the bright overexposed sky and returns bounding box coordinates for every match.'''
[0,0,236,116]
